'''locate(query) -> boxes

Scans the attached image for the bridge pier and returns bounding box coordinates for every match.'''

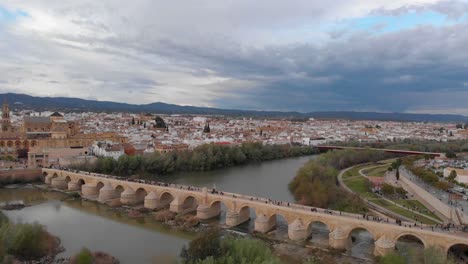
[51,177,68,190]
[169,199,184,213]
[254,214,276,233]
[144,192,159,209]
[82,184,100,198]
[120,189,137,205]
[98,183,117,203]
[196,203,221,220]
[45,175,56,185]
[226,210,250,227]
[328,228,348,250]
[68,180,81,191]
[288,219,310,241]
[374,236,395,257]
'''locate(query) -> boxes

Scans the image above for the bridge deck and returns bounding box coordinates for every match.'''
[53,168,457,236]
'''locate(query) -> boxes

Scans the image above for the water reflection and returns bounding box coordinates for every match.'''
[1,188,193,264]
[168,156,315,202]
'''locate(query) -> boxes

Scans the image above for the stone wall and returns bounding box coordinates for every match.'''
[0,168,42,183]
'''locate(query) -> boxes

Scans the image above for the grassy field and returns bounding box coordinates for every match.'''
[343,176,379,199]
[342,164,440,224]
[370,199,438,225]
[342,164,370,179]
[362,165,389,177]
[395,199,442,221]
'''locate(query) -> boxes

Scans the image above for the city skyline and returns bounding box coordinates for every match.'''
[0,1,468,114]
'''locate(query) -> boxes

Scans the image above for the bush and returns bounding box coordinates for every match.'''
[181,229,222,263]
[181,229,282,264]
[0,222,52,260]
[74,248,93,264]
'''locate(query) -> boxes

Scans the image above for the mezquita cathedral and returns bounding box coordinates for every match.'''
[0,100,127,167]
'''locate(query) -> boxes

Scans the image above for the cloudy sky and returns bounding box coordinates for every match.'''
[0,1,468,114]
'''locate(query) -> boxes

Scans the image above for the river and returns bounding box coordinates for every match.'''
[1,155,316,263]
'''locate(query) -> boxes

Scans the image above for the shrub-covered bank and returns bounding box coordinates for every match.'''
[288,149,396,213]
[72,142,316,178]
[0,210,61,262]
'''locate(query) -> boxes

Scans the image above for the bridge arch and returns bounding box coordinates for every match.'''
[238,204,257,218]
[266,213,292,225]
[135,188,148,203]
[181,195,199,211]
[114,185,125,196]
[64,176,72,183]
[447,243,468,263]
[347,227,376,258]
[96,181,105,191]
[209,200,233,213]
[395,233,426,250]
[307,220,330,245]
[238,205,255,226]
[159,191,175,209]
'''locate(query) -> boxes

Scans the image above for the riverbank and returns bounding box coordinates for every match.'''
[0,208,64,264]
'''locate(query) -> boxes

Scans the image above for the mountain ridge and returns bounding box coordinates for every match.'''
[1,93,467,123]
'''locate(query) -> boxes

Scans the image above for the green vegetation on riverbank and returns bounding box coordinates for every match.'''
[0,211,59,262]
[288,149,395,213]
[378,246,455,264]
[369,199,438,225]
[180,229,283,264]
[335,138,468,154]
[72,142,316,177]
[363,165,389,177]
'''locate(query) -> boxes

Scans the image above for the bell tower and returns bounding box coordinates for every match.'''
[2,99,11,132]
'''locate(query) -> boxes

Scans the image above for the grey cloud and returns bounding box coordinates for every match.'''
[371,0,468,19]
[1,0,468,113]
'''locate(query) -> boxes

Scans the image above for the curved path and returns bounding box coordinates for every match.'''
[357,166,443,224]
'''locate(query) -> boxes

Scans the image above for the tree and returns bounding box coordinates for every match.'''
[448,170,457,182]
[203,123,211,133]
[182,230,282,264]
[181,229,222,263]
[74,248,93,264]
[445,150,457,159]
[131,117,135,125]
[381,183,395,196]
[154,116,167,128]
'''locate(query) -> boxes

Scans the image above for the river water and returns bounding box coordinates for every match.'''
[1,156,319,264]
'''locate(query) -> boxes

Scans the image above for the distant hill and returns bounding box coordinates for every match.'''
[1,93,467,123]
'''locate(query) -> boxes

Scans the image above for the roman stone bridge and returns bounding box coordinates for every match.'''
[43,168,468,258]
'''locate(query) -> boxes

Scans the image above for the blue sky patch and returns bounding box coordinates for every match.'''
[0,6,28,24]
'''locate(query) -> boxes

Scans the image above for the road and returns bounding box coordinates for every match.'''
[400,167,468,215]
